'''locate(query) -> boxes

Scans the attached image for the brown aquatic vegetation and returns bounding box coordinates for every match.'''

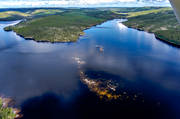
[73,56,143,101]
[79,70,121,100]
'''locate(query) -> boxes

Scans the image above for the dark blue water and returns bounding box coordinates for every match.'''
[1,19,180,119]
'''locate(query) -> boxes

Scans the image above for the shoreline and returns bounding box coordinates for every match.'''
[4,20,107,43]
[123,24,180,48]
[4,29,84,43]
[4,19,180,48]
[155,35,180,48]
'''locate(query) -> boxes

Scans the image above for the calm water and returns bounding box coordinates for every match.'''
[1,20,180,119]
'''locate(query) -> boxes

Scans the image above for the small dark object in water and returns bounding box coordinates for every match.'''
[96,45,104,52]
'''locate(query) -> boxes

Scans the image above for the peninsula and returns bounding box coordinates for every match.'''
[4,12,105,42]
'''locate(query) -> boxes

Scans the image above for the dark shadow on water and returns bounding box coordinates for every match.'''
[20,93,67,119]
[20,88,174,119]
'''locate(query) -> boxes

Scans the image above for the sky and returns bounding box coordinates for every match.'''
[0,0,171,8]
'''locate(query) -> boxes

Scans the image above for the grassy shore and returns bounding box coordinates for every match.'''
[123,7,180,46]
[0,97,19,119]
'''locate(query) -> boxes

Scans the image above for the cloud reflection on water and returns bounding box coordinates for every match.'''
[0,20,180,118]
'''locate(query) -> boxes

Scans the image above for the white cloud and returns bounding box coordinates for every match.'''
[0,0,170,8]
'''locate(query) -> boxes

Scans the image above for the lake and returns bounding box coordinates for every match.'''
[0,19,180,119]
